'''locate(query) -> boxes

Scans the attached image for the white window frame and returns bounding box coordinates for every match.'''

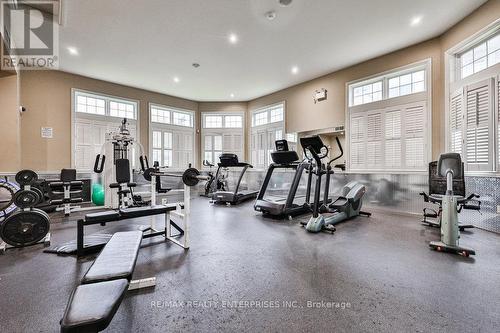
[201,112,245,166]
[345,60,432,174]
[348,63,428,107]
[250,102,286,170]
[70,89,140,171]
[149,103,196,171]
[445,19,500,175]
[457,30,500,80]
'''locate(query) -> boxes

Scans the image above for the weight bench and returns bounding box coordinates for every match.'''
[61,231,151,332]
[77,204,187,257]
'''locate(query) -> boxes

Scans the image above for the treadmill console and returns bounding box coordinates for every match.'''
[275,140,289,151]
[219,153,239,166]
[218,153,251,167]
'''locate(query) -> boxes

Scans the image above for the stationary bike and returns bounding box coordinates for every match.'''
[201,160,227,197]
[428,153,476,257]
[300,135,371,233]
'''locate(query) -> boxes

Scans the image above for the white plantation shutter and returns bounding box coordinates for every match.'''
[172,132,182,168]
[498,79,500,169]
[366,112,382,168]
[450,91,463,156]
[350,115,365,169]
[223,134,232,152]
[465,79,493,171]
[251,133,258,166]
[404,103,426,168]
[385,110,402,168]
[257,131,266,168]
[232,134,243,159]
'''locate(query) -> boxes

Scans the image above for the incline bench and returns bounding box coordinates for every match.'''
[77,204,187,257]
[61,231,148,332]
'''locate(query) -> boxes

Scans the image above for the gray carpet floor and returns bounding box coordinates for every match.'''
[1,198,499,332]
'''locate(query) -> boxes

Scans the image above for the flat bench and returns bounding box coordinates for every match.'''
[77,204,187,257]
[61,231,145,332]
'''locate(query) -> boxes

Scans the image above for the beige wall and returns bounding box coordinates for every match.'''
[0,73,20,172]
[19,70,198,171]
[11,0,500,171]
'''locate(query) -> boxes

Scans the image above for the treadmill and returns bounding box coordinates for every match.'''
[254,140,313,218]
[211,154,258,205]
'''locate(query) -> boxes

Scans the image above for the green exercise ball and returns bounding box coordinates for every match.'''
[91,184,105,206]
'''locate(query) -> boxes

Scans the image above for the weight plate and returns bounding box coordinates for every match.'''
[15,170,38,186]
[0,181,19,218]
[143,168,155,182]
[0,209,50,247]
[31,187,44,205]
[183,168,200,187]
[13,189,41,209]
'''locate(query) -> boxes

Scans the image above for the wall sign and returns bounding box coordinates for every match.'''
[41,127,53,138]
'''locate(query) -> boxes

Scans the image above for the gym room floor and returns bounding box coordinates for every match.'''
[1,198,499,333]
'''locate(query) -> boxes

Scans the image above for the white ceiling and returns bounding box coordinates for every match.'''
[59,0,487,101]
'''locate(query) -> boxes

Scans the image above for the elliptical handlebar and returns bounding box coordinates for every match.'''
[327,137,344,167]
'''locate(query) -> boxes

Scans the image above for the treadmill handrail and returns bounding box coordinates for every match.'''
[234,165,251,195]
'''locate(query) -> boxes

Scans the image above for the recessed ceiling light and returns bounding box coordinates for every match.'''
[279,0,293,7]
[410,15,423,27]
[173,77,180,83]
[291,66,299,74]
[67,46,79,55]
[192,63,200,68]
[228,33,238,44]
[230,93,235,98]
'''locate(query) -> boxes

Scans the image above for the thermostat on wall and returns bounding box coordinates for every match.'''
[41,127,53,139]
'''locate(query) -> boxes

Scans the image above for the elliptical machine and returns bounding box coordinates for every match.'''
[300,135,370,233]
[428,153,476,257]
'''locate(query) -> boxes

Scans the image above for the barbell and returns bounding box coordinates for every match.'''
[143,167,210,187]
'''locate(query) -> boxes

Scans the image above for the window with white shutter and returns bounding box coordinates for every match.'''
[348,101,428,171]
[348,62,430,172]
[73,90,139,171]
[250,103,286,168]
[448,24,500,173]
[201,112,244,166]
[149,104,195,169]
[464,79,493,171]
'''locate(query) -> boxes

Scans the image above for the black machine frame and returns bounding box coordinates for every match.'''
[254,140,314,218]
[211,154,258,205]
